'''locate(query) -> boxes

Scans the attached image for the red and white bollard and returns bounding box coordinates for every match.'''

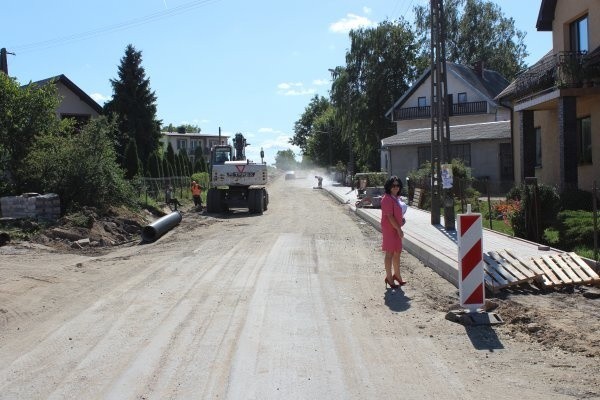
[457,205,484,312]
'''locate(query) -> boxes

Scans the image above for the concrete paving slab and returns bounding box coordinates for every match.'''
[324,184,563,288]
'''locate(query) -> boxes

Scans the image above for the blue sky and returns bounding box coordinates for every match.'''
[3,0,550,165]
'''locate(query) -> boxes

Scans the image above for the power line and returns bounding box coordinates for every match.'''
[9,0,221,54]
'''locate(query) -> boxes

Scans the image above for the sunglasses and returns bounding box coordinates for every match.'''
[392,183,400,187]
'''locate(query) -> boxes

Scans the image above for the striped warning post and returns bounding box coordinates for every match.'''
[458,212,484,311]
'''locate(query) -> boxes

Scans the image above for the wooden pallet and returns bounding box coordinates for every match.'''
[483,250,600,292]
[483,250,545,292]
[411,188,424,208]
[532,252,600,289]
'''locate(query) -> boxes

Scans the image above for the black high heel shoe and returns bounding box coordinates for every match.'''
[393,275,407,286]
[385,277,398,289]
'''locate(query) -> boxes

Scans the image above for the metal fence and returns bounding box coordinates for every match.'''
[137,176,192,206]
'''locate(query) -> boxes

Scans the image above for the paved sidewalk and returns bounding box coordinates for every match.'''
[324,183,562,287]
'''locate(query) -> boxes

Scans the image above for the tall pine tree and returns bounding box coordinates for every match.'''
[104,44,162,169]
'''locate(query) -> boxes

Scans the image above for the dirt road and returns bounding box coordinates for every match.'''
[1,175,599,399]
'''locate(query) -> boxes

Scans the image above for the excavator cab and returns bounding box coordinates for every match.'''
[212,146,232,165]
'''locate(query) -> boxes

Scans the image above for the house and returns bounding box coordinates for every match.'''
[28,74,102,127]
[161,131,229,165]
[496,0,600,192]
[382,62,512,192]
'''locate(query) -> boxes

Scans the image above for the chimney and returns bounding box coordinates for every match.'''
[473,61,484,78]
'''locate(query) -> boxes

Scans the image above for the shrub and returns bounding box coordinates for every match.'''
[20,116,135,213]
[491,199,521,227]
[355,172,387,187]
[556,210,595,250]
[560,189,594,211]
[506,183,560,241]
[191,172,210,190]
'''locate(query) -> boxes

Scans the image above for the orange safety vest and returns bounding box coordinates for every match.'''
[191,183,201,196]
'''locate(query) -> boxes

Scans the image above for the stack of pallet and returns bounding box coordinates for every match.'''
[483,249,600,292]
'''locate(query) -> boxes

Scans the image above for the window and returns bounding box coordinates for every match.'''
[499,143,513,181]
[417,146,430,167]
[535,127,542,167]
[177,139,187,150]
[570,15,588,53]
[578,116,592,165]
[450,143,471,166]
[457,92,467,104]
[534,126,542,168]
[418,97,427,107]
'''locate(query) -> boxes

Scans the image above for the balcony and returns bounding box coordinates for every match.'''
[510,51,600,101]
[392,101,488,121]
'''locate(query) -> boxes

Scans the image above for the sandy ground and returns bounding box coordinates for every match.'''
[0,174,599,399]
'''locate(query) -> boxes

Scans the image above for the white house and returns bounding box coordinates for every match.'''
[382,62,512,193]
[161,132,229,164]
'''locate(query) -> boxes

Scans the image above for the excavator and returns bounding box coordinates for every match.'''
[206,132,269,214]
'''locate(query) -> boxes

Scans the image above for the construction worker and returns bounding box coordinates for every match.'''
[191,180,203,210]
[165,185,182,211]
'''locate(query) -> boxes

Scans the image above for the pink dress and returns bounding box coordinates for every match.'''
[380,194,403,252]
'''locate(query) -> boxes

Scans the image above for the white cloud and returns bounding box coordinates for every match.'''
[90,92,110,104]
[277,82,303,90]
[276,82,315,96]
[312,79,328,86]
[279,88,316,96]
[363,6,372,14]
[329,13,375,33]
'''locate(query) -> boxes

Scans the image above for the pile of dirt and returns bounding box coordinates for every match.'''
[29,206,158,254]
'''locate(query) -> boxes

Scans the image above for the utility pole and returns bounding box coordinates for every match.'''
[1,48,15,75]
[347,82,355,189]
[430,0,454,229]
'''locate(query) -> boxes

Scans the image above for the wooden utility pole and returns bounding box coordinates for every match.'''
[1,48,12,75]
[430,0,454,229]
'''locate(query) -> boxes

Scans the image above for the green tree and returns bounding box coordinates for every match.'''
[179,150,192,177]
[0,73,63,193]
[304,106,345,167]
[104,44,162,168]
[162,157,173,178]
[193,146,207,172]
[275,149,297,171]
[165,142,176,174]
[330,19,419,171]
[147,151,162,178]
[20,116,134,212]
[124,138,143,179]
[162,123,200,133]
[413,0,528,80]
[290,95,330,155]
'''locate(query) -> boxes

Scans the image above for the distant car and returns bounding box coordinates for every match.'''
[284,171,296,180]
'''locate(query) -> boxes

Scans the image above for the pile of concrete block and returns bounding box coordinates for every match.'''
[0,193,61,220]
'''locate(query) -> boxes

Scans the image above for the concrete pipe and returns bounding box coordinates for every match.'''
[141,211,182,242]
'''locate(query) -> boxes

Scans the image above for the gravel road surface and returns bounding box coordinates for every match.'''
[0,174,598,399]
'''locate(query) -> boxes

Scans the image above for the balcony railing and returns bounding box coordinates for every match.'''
[392,101,488,121]
[511,51,600,100]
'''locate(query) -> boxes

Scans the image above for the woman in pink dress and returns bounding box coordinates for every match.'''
[380,176,406,289]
